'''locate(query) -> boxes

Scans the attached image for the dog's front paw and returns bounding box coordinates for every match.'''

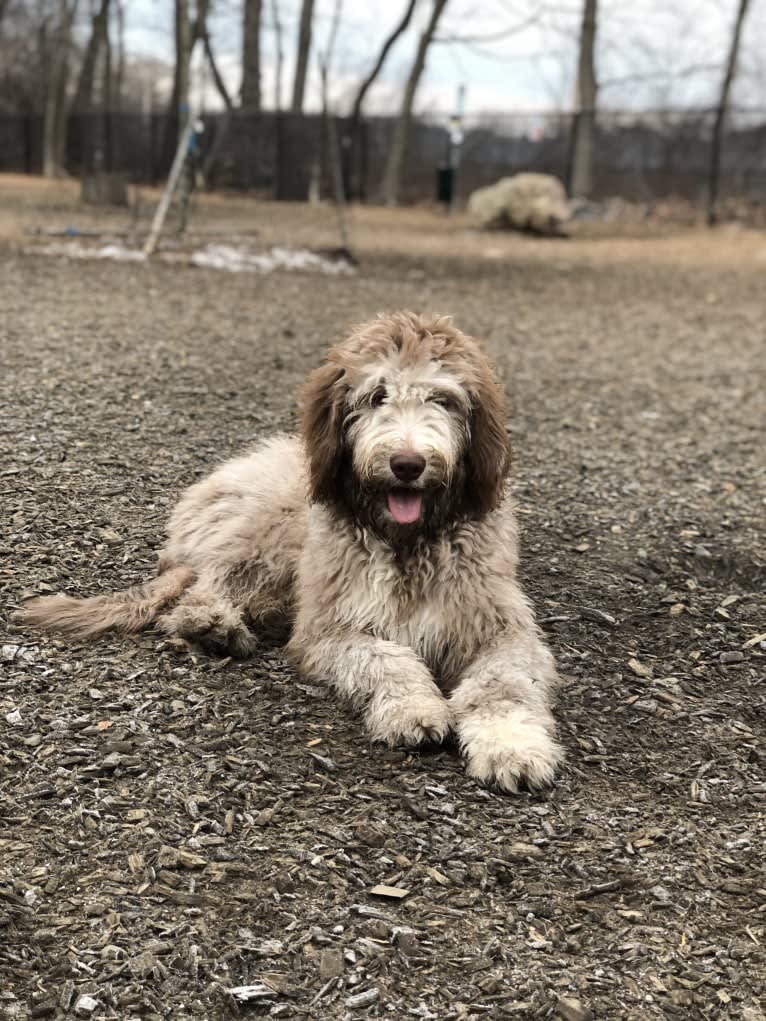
[458,708,563,793]
[366,689,454,747]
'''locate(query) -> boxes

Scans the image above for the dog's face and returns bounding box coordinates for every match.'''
[344,355,470,529]
[302,312,511,543]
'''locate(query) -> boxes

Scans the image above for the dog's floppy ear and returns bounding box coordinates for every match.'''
[301,359,347,503]
[465,361,512,516]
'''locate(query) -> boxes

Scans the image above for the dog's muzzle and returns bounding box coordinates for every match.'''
[387,451,427,525]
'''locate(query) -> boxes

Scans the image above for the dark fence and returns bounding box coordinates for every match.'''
[1,108,764,206]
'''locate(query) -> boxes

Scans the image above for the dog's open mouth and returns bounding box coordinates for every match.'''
[386,488,423,525]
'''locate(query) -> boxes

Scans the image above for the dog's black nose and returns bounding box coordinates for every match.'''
[390,451,426,482]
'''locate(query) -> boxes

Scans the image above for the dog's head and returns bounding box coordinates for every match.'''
[301,312,511,541]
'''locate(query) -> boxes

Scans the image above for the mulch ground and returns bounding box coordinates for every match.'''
[1,185,764,1021]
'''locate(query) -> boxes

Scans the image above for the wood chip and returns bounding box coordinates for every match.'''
[345,988,379,1009]
[319,948,344,980]
[556,996,594,1021]
[156,845,208,870]
[228,983,277,1002]
[577,606,617,626]
[574,878,624,899]
[627,657,653,678]
[369,884,409,899]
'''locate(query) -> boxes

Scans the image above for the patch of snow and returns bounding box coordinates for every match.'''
[36,241,147,262]
[28,240,354,275]
[190,244,354,275]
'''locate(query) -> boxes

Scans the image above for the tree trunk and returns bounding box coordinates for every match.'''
[379,0,449,206]
[114,0,125,112]
[171,0,193,117]
[271,0,284,110]
[71,0,111,115]
[43,0,79,178]
[241,0,262,110]
[290,0,314,114]
[102,0,113,169]
[318,0,351,252]
[344,0,417,199]
[708,0,752,225]
[568,0,598,199]
[162,0,195,171]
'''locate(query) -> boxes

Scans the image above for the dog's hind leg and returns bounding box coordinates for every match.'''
[156,556,293,658]
[157,580,259,658]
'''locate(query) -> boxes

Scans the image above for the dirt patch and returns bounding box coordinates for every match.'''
[1,180,764,1020]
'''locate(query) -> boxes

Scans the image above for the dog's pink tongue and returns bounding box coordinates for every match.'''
[387,490,423,525]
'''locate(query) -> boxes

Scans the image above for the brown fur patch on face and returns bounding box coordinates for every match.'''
[462,356,512,515]
[302,311,511,517]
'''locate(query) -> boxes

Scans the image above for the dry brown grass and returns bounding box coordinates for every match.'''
[2,172,765,271]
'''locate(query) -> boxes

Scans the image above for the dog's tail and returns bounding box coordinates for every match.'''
[15,566,194,640]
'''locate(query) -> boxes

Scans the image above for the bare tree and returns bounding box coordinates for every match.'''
[344,0,418,198]
[43,0,79,177]
[379,0,449,206]
[291,0,314,113]
[568,0,598,198]
[241,0,261,110]
[708,0,752,225]
[71,0,111,115]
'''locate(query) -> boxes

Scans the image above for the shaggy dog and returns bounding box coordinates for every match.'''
[18,312,563,792]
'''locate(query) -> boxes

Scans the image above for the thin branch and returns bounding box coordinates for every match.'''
[600,62,723,90]
[435,12,539,44]
[201,20,232,110]
[349,0,418,122]
[200,15,234,182]
[319,0,343,82]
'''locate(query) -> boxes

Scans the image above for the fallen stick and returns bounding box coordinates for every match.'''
[143,115,195,257]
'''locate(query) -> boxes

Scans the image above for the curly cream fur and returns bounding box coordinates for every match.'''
[17,311,562,792]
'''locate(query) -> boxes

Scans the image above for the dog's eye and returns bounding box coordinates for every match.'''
[430,393,456,411]
[369,386,387,408]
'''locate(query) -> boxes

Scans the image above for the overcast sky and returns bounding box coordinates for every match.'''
[118,0,766,118]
